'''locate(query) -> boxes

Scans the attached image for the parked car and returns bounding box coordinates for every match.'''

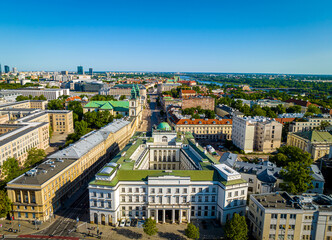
[126,218,131,227]
[131,219,138,227]
[119,219,126,227]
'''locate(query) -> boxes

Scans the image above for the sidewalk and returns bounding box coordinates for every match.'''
[0,217,55,237]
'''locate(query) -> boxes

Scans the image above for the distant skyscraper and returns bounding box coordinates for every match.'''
[77,66,84,75]
[0,64,2,75]
[4,65,10,73]
[89,68,93,75]
[12,67,17,73]
[61,71,68,75]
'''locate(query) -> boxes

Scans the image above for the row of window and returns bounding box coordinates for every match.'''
[120,187,217,194]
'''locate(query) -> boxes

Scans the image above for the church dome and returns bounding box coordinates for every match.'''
[157,122,171,131]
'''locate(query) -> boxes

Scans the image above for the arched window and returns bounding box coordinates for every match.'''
[162,136,168,142]
[131,102,134,106]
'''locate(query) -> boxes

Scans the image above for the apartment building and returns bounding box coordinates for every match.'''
[173,118,232,141]
[182,96,215,111]
[232,116,282,153]
[289,116,332,133]
[0,100,48,111]
[287,130,332,160]
[47,110,74,133]
[89,123,248,226]
[0,122,49,166]
[157,83,181,94]
[0,89,70,100]
[99,84,146,99]
[7,119,136,222]
[249,192,332,240]
[180,89,196,99]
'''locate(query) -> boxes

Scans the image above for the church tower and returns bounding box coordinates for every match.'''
[129,85,139,117]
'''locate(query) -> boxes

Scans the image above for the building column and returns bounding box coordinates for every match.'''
[105,215,109,225]
[172,209,175,224]
[27,191,31,204]
[179,210,183,224]
[187,210,191,223]
[20,191,23,203]
[156,209,158,223]
[147,209,150,218]
[163,209,166,224]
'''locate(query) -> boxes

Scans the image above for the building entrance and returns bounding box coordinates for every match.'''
[165,210,172,223]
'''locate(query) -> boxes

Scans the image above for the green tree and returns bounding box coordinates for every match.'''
[119,95,126,100]
[16,95,30,101]
[75,120,91,136]
[286,105,302,113]
[1,157,20,182]
[0,190,11,218]
[270,145,314,194]
[185,223,200,240]
[47,99,64,110]
[224,213,248,240]
[68,101,83,121]
[24,148,46,168]
[143,218,158,236]
[307,104,322,115]
[320,120,330,130]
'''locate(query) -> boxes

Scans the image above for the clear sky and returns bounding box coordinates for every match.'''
[1,0,332,74]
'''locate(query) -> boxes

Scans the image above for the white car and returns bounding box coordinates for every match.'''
[126,219,131,227]
[119,219,126,227]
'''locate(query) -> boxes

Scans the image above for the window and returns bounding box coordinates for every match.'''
[199,188,203,192]
[162,136,168,142]
[100,193,104,198]
[280,214,287,219]
[212,188,216,193]
[241,190,245,195]
[198,196,202,202]
[183,188,187,194]
[121,188,125,193]
[136,188,139,193]
[128,188,132,193]
[191,196,196,202]
[159,188,162,194]
[228,192,232,198]
[205,196,209,202]
[212,196,216,202]
[167,188,171,194]
[270,224,276,230]
[108,193,111,198]
[290,214,296,219]
[271,214,278,219]
[122,196,125,202]
[176,188,180,194]
[206,188,209,193]
[192,188,196,193]
[151,188,155,194]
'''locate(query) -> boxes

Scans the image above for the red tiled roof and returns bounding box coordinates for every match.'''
[66,96,81,102]
[275,118,296,124]
[176,119,232,125]
[181,90,196,94]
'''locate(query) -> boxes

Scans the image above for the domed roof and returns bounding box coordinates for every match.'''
[157,122,171,131]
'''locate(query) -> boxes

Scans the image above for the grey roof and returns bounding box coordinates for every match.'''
[219,152,238,167]
[48,119,131,159]
[310,165,325,182]
[234,161,283,183]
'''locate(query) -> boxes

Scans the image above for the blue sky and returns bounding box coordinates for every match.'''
[1,0,332,74]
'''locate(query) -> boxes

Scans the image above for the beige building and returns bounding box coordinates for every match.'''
[157,83,181,94]
[0,122,49,166]
[173,118,232,141]
[289,116,332,133]
[47,110,74,133]
[287,130,332,160]
[232,116,282,153]
[249,192,332,240]
[0,89,70,100]
[6,118,137,222]
[0,100,48,110]
[99,84,146,99]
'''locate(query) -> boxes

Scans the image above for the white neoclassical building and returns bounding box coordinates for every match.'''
[89,123,248,226]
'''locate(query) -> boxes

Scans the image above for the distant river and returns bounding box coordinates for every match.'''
[179,76,224,87]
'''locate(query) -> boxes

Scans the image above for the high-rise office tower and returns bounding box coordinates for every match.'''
[61,71,68,75]
[0,64,2,75]
[4,65,10,73]
[12,67,17,73]
[77,66,84,75]
[89,68,93,75]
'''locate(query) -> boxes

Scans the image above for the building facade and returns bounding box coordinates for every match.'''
[88,123,248,226]
[289,116,332,133]
[1,89,70,100]
[6,119,137,222]
[182,96,215,111]
[99,84,146,99]
[287,130,332,160]
[249,192,332,240]
[173,118,232,141]
[232,116,282,153]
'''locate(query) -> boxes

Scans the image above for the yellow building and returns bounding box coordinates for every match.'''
[47,110,74,133]
[287,130,332,160]
[249,192,332,240]
[0,100,47,110]
[173,118,232,141]
[6,119,136,222]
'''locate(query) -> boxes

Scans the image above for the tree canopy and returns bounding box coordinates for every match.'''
[0,190,11,218]
[143,218,158,236]
[270,145,314,194]
[185,223,200,239]
[47,99,64,110]
[224,213,248,240]
[24,148,46,168]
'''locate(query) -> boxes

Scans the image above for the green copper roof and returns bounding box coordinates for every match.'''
[84,101,129,112]
[157,122,171,131]
[294,130,332,143]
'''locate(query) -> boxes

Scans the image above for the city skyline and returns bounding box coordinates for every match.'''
[1,0,332,74]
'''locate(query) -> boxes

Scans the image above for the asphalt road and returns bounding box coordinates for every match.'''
[36,189,89,238]
[148,93,161,130]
